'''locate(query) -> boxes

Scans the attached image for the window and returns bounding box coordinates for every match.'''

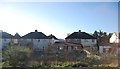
[71,46,74,50]
[59,47,63,50]
[43,39,46,42]
[74,47,78,50]
[85,39,88,42]
[4,39,6,41]
[31,39,33,42]
[38,39,40,42]
[78,39,81,43]
[92,39,94,42]
[75,39,78,41]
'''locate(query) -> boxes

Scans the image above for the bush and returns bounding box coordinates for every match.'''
[2,45,32,67]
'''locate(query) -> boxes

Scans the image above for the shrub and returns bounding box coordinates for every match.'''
[2,45,32,67]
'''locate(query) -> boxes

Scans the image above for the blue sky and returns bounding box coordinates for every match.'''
[0,2,118,39]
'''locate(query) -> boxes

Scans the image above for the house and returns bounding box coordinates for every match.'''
[0,30,58,51]
[110,32,120,43]
[0,31,22,49]
[45,41,83,53]
[48,34,59,44]
[109,32,120,56]
[98,34,112,54]
[1,31,13,47]
[12,33,21,44]
[21,30,51,51]
[55,42,83,52]
[65,30,97,51]
[98,43,112,54]
[99,32,120,55]
[45,41,92,58]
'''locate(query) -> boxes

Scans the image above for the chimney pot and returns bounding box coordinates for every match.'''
[35,30,38,32]
[79,30,81,32]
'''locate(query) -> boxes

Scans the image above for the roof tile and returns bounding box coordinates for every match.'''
[65,31,96,39]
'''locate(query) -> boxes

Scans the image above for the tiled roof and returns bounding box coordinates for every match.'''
[1,31,13,38]
[98,43,120,47]
[64,42,83,47]
[111,43,120,47]
[48,34,58,40]
[65,30,96,39]
[22,30,48,39]
[98,42,111,46]
[53,42,82,47]
[13,33,21,39]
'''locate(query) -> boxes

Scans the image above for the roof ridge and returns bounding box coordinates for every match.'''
[65,31,96,39]
[22,31,48,39]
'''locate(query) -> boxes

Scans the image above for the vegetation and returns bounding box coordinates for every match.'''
[2,44,32,67]
[1,30,118,68]
[93,30,112,44]
[2,43,118,68]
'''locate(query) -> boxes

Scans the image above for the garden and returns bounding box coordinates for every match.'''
[1,44,119,69]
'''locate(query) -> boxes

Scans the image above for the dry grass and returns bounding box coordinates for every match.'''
[1,67,120,69]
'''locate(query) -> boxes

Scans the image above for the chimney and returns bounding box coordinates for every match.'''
[35,30,38,32]
[79,30,81,32]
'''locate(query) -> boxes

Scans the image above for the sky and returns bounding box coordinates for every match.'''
[0,1,119,39]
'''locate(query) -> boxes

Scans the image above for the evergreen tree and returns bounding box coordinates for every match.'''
[93,30,98,38]
[99,30,104,37]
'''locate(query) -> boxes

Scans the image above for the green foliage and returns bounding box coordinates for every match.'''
[29,61,42,68]
[2,44,118,68]
[2,45,32,67]
[75,57,100,67]
[93,30,98,38]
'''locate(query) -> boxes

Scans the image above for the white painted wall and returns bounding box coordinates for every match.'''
[50,38,59,45]
[109,33,120,56]
[1,38,55,51]
[2,39,11,46]
[81,39,97,46]
[21,39,51,51]
[99,46,103,54]
[66,39,96,46]
[33,39,50,49]
[110,33,120,43]
[20,39,32,45]
[99,46,112,54]
[12,39,19,44]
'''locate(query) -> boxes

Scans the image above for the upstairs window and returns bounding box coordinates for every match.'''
[43,39,46,42]
[92,39,94,42]
[85,39,88,42]
[4,39,6,41]
[38,39,40,42]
